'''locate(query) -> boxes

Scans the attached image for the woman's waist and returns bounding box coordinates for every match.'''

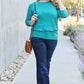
[31,30,58,40]
[31,30,58,35]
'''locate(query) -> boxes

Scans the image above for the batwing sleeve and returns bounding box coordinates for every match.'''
[57,8,68,18]
[25,4,33,27]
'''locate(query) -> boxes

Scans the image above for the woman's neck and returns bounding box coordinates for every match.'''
[38,0,50,2]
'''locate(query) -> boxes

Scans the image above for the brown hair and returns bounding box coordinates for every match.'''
[37,0,59,9]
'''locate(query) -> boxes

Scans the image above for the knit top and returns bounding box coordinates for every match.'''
[25,1,68,40]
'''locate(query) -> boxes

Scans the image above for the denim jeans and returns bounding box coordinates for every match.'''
[31,37,58,84]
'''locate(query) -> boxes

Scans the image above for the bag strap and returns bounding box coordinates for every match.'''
[29,2,36,40]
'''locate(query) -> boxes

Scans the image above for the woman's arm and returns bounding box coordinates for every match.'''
[57,0,65,10]
[25,3,38,27]
[25,4,33,27]
[57,0,68,18]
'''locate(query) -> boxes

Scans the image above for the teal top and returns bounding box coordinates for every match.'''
[25,1,68,40]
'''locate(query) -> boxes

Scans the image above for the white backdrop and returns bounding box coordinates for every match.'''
[0,0,34,73]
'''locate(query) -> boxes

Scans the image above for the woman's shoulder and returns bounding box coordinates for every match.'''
[29,1,36,7]
[28,1,37,11]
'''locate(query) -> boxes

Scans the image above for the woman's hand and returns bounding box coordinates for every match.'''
[57,0,66,10]
[29,14,38,25]
[56,0,61,3]
[51,0,61,3]
[51,0,61,6]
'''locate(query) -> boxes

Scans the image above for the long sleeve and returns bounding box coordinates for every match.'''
[57,8,68,18]
[25,4,33,27]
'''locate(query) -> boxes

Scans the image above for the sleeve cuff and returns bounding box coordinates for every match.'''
[59,9,68,18]
[25,19,32,27]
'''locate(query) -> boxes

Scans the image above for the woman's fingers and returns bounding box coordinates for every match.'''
[32,16,37,19]
[33,14,38,19]
[32,14,38,21]
[34,14,38,16]
[30,14,38,24]
[32,18,36,22]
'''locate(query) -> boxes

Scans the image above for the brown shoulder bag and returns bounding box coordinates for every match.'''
[25,2,36,54]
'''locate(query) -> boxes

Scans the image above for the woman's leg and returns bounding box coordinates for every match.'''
[45,40,58,75]
[31,37,50,84]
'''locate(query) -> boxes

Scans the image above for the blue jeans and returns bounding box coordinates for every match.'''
[31,37,58,84]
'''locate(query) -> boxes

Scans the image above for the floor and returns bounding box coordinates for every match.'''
[1,30,84,84]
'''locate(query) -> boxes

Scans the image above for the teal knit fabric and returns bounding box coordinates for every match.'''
[25,1,68,40]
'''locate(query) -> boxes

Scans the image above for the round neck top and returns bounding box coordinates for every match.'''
[25,1,68,40]
[36,1,50,3]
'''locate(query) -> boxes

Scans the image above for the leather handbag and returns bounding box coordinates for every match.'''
[25,2,36,54]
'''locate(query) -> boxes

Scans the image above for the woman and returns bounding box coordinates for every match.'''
[25,0,68,84]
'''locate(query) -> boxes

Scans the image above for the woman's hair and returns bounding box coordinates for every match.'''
[37,0,59,9]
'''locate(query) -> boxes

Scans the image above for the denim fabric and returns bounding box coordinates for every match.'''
[31,37,58,84]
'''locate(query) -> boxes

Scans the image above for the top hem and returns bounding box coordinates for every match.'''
[31,30,58,40]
